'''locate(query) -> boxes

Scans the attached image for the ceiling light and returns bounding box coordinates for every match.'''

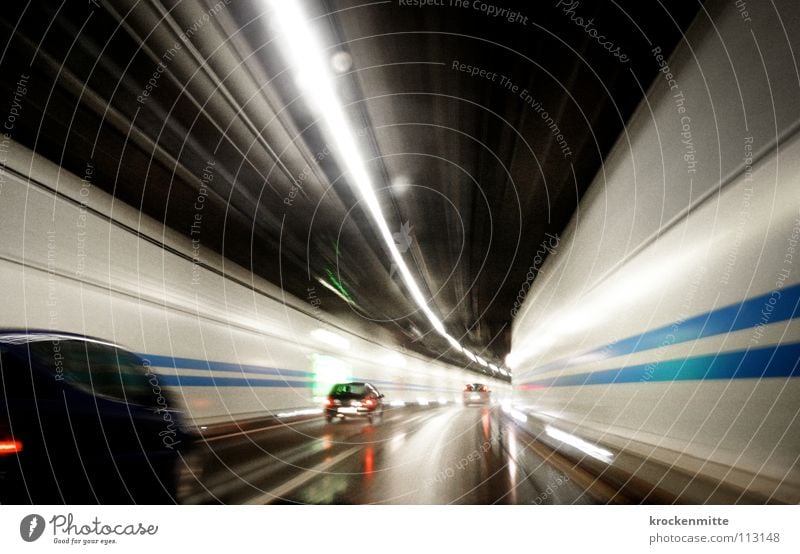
[330,50,352,73]
[268,1,501,374]
[444,334,463,352]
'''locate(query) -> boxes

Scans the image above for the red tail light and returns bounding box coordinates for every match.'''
[481,386,488,392]
[0,440,22,455]
[324,398,332,407]
[464,386,472,392]
[364,398,375,407]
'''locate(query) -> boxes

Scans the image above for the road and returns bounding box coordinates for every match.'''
[178,405,606,504]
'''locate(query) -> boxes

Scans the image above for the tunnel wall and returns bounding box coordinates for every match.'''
[0,141,508,426]
[509,0,800,502]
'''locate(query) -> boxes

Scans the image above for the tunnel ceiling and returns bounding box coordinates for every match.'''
[0,0,701,371]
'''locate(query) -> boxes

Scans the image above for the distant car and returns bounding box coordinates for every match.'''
[324,382,384,423]
[0,331,189,503]
[463,383,491,405]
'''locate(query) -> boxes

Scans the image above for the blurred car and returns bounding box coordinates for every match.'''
[463,383,491,406]
[0,331,189,503]
[324,382,384,423]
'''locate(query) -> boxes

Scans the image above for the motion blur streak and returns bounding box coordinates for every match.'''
[266,0,489,367]
[0,0,798,505]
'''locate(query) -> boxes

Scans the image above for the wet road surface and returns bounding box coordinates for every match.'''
[178,405,606,504]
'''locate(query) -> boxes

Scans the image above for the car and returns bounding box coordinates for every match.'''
[463,383,491,406]
[324,382,385,424]
[0,331,190,503]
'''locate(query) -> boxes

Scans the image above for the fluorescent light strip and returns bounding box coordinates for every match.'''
[276,408,323,418]
[545,425,614,463]
[268,1,502,372]
[444,334,463,353]
[268,2,443,329]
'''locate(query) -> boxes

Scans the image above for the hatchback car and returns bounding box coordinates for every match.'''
[463,383,491,405]
[0,331,189,503]
[324,382,384,423]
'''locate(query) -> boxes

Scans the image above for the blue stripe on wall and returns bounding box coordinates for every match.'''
[140,354,462,392]
[518,283,800,379]
[157,374,462,392]
[157,375,314,388]
[518,342,800,388]
[138,353,314,379]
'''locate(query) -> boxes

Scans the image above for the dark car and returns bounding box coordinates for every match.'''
[0,331,189,503]
[463,383,491,406]
[324,382,384,424]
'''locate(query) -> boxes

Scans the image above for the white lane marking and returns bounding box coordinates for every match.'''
[203,406,442,442]
[245,446,362,505]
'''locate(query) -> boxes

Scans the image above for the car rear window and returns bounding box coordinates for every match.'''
[330,383,367,396]
[25,340,158,407]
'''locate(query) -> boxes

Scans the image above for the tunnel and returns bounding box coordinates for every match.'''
[0,0,798,509]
